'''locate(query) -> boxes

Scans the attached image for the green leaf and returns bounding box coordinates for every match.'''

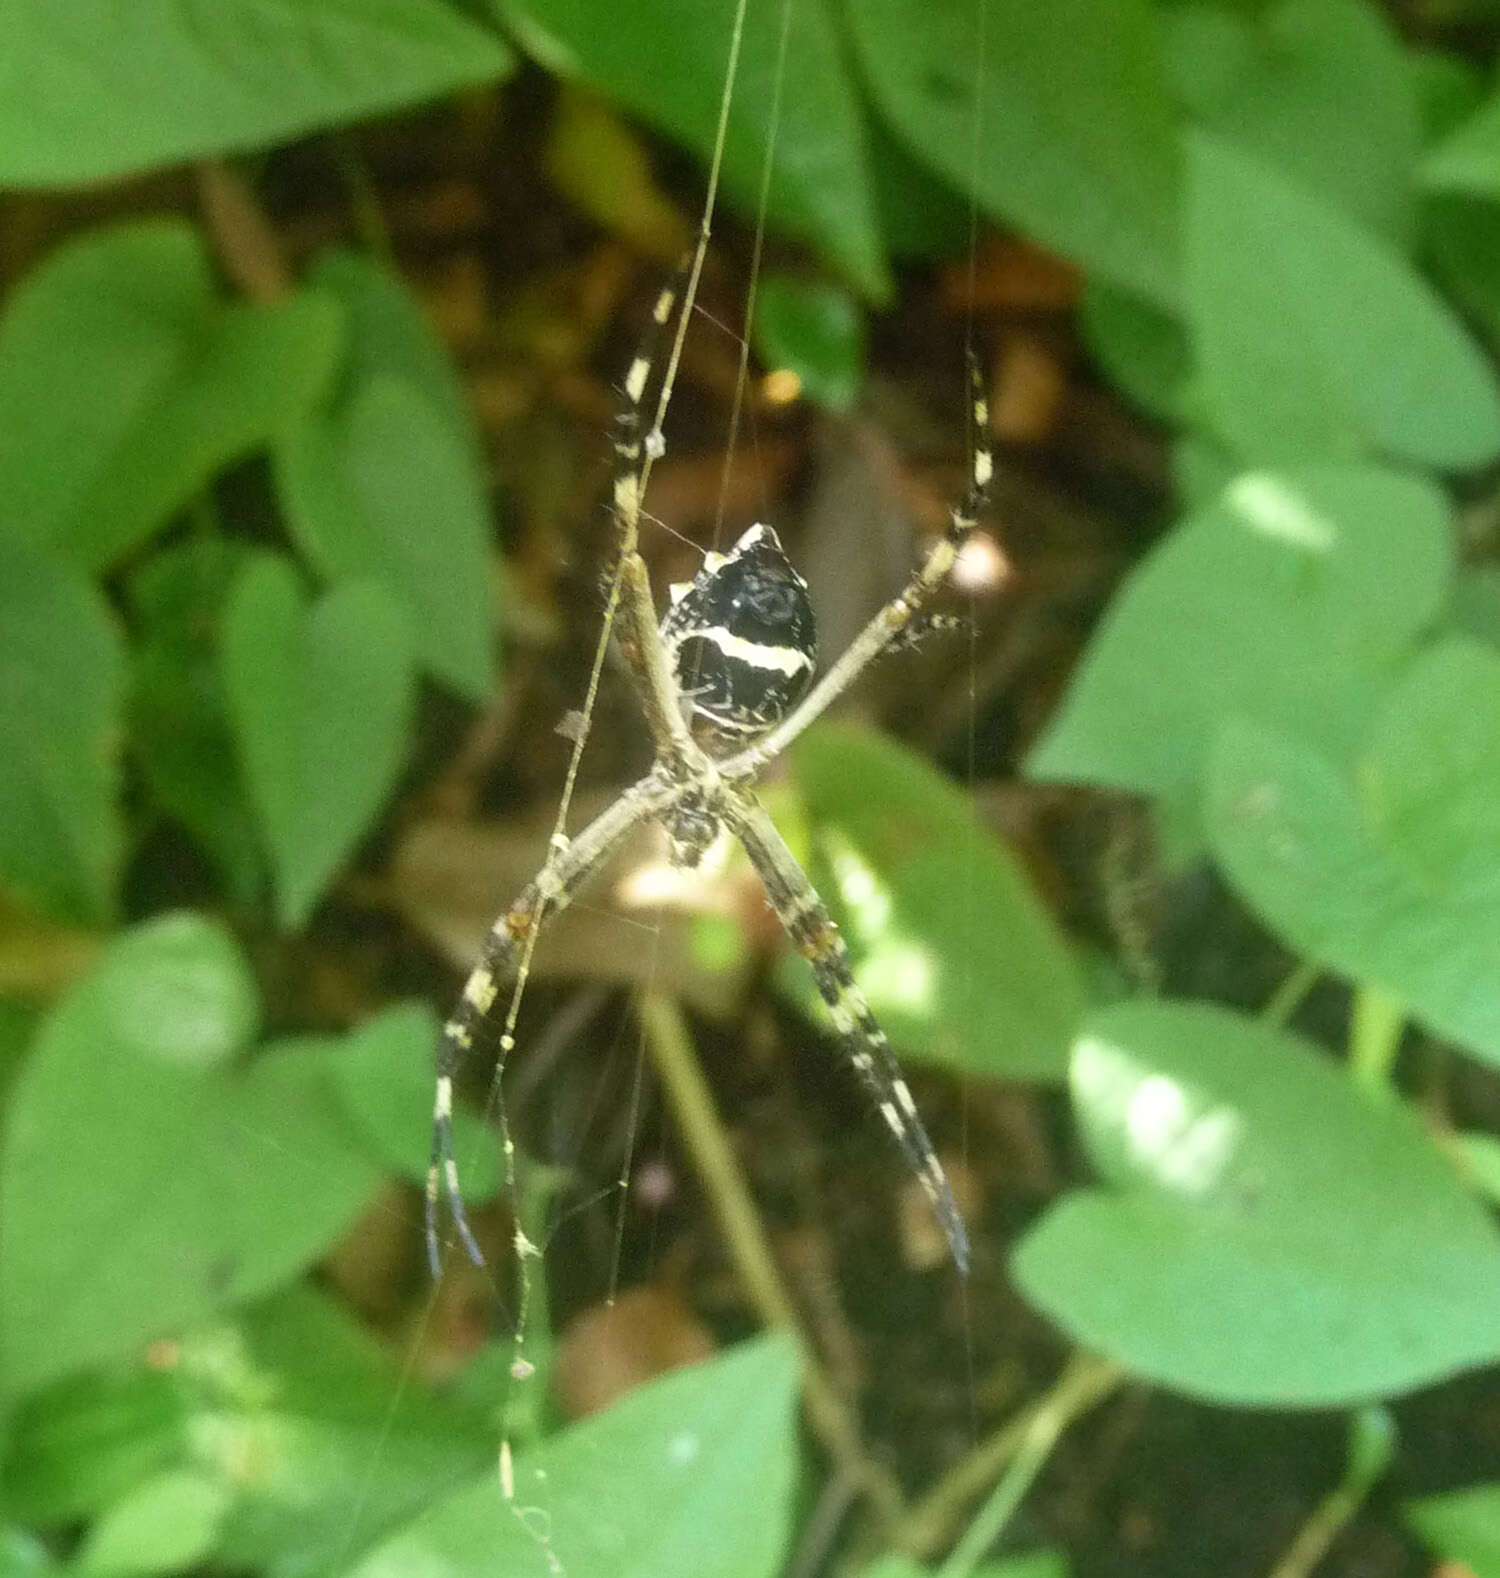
[1206,637,1500,1067]
[1028,466,1452,817]
[789,724,1086,1079]
[221,554,416,929]
[498,0,889,298]
[348,1335,800,1578]
[1078,283,1191,425]
[2,1286,496,1566]
[1,1365,190,1526]
[1405,1483,1500,1577]
[0,220,343,569]
[326,1001,502,1200]
[0,537,125,925]
[275,250,496,701]
[752,275,864,413]
[1166,0,1419,238]
[1424,85,1500,200]
[207,1287,495,1573]
[849,0,1179,307]
[1186,132,1500,468]
[1013,1000,1500,1405]
[128,538,264,905]
[0,0,512,187]
[0,915,381,1395]
[74,1471,230,1578]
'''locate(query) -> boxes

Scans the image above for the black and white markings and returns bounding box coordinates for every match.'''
[660,522,818,740]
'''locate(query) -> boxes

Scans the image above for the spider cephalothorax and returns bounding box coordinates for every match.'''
[661,522,817,743]
[427,266,991,1278]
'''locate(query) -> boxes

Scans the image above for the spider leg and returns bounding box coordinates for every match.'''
[427,769,681,1276]
[608,262,708,767]
[720,349,992,779]
[723,791,971,1274]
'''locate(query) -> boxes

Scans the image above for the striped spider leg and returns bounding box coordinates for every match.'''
[722,789,971,1271]
[426,274,992,1277]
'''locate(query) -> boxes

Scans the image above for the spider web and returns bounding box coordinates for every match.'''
[370,0,992,1568]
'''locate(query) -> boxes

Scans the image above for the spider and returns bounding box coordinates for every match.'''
[427,268,992,1278]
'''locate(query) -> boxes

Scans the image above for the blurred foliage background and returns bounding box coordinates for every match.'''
[5,1,1500,1576]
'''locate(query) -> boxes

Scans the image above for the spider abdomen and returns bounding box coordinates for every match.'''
[660,522,817,740]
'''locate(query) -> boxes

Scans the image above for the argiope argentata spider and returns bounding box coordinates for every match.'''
[427,268,992,1277]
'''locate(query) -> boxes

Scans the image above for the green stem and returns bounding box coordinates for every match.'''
[637,990,906,1526]
[927,1354,1123,1578]
[1265,1406,1395,1578]
[1261,959,1320,1028]
[1349,984,1404,1098]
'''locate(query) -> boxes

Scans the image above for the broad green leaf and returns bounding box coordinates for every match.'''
[206,1288,495,1573]
[348,1335,799,1578]
[1166,0,1419,237]
[1,1365,189,1526]
[1186,132,1500,468]
[276,252,496,701]
[1207,638,1500,1066]
[74,1472,230,1578]
[1425,84,1500,199]
[1410,47,1487,145]
[1028,466,1452,816]
[128,538,264,906]
[0,220,343,569]
[327,1001,502,1200]
[849,0,1179,307]
[2,1287,495,1565]
[1078,283,1191,424]
[789,724,1086,1078]
[0,0,511,187]
[497,0,889,298]
[1405,1483,1500,1577]
[221,554,415,929]
[0,537,125,925]
[752,275,864,413]
[0,916,381,1394]
[1013,1000,1500,1405]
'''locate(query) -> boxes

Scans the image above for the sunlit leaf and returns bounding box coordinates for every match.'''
[1014,1001,1500,1404]
[1029,465,1452,821]
[348,1335,800,1578]
[789,724,1086,1078]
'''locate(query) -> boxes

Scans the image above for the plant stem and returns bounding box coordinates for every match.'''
[1261,959,1320,1028]
[932,1353,1124,1578]
[1264,1406,1395,1578]
[897,1352,1123,1564]
[1348,984,1404,1098]
[637,990,906,1525]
